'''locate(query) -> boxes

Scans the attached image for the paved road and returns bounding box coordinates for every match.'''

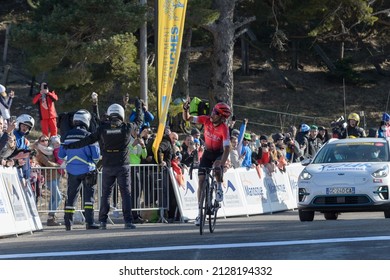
[1,210,390,260]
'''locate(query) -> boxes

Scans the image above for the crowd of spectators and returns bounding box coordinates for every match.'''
[2,81,389,227]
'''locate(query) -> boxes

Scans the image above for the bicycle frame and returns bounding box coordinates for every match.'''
[190,164,222,235]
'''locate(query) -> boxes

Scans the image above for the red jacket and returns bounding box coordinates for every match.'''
[32,91,58,120]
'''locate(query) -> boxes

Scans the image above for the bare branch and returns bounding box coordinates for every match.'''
[234,28,248,41]
[233,16,256,31]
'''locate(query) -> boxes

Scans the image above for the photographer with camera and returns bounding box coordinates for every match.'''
[330,116,347,138]
[339,113,366,139]
[32,82,58,137]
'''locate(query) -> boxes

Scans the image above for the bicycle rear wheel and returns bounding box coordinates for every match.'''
[209,181,219,233]
[199,183,207,235]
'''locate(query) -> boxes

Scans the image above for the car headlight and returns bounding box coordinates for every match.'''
[300,170,312,180]
[372,165,389,178]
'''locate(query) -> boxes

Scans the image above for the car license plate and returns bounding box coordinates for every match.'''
[326,187,355,194]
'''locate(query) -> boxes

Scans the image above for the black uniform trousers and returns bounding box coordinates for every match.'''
[64,172,96,227]
[99,165,133,224]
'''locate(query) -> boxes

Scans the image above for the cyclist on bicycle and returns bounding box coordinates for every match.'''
[183,100,231,225]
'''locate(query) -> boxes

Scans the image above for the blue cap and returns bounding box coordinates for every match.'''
[301,124,310,132]
[382,113,390,122]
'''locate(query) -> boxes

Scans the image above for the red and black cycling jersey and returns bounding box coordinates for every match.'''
[193,115,230,152]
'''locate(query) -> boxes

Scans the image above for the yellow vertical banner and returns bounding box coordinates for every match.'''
[153,0,188,162]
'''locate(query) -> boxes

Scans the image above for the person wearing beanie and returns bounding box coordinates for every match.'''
[295,124,310,159]
[259,135,268,144]
[317,126,330,144]
[191,127,204,146]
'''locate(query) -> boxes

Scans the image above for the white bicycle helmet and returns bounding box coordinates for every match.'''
[16,114,35,134]
[73,109,91,129]
[107,103,125,121]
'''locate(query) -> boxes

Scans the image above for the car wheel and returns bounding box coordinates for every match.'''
[299,210,314,222]
[324,212,339,220]
[384,210,390,218]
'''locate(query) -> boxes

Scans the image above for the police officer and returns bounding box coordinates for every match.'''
[64,100,142,229]
[59,110,101,231]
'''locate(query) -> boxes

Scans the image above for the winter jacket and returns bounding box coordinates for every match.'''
[32,91,58,120]
[59,126,100,175]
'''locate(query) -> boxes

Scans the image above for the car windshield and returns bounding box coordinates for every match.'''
[312,141,389,163]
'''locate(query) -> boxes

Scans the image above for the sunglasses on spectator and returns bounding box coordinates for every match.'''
[40,139,49,142]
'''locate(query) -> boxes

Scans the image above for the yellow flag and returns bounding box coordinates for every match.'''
[153,0,188,162]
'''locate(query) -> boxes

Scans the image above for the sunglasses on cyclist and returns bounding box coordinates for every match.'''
[212,108,221,116]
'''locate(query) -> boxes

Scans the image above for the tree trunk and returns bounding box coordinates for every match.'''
[174,28,192,99]
[206,0,235,109]
[241,35,249,75]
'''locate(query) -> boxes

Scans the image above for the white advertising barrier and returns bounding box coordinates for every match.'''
[220,168,248,217]
[235,167,272,215]
[172,167,251,220]
[170,167,199,220]
[263,168,297,212]
[21,181,43,231]
[285,163,305,209]
[1,167,32,235]
[172,164,306,220]
[0,167,43,238]
[0,169,17,236]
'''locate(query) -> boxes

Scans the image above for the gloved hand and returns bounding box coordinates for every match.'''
[183,101,190,111]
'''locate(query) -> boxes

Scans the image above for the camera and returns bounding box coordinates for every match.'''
[331,116,345,128]
[331,116,347,135]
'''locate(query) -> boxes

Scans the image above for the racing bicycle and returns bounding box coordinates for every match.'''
[190,164,222,235]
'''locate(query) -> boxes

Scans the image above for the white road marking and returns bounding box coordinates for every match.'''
[1,235,390,259]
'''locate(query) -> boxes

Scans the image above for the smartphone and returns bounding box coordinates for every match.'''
[11,116,17,122]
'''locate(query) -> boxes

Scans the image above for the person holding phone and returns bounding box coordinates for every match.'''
[32,82,58,137]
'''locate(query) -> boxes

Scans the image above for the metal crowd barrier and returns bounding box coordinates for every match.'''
[31,164,170,222]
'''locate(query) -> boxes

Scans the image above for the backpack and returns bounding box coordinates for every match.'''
[197,100,210,116]
[189,97,209,116]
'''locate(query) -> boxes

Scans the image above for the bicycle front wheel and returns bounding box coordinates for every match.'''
[209,181,219,233]
[199,183,207,235]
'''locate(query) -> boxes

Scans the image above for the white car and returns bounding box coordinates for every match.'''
[298,137,390,221]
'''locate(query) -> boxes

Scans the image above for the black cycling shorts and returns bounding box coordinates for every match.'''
[198,149,223,176]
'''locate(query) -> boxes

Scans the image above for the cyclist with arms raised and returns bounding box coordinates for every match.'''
[182,100,231,225]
